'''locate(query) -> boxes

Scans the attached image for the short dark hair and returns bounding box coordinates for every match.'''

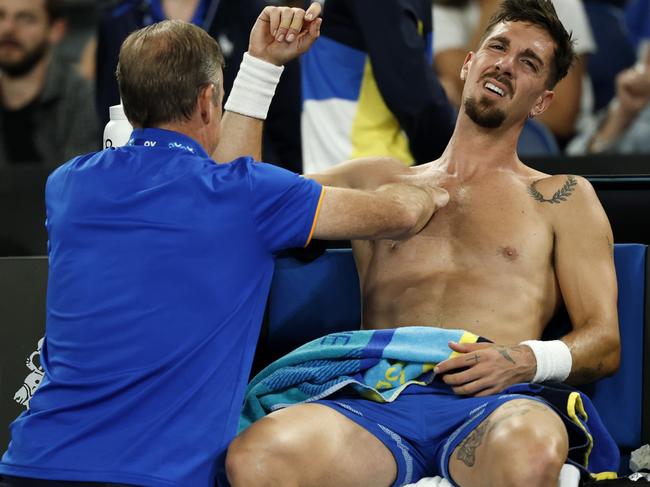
[116,20,225,127]
[45,0,65,22]
[481,0,576,88]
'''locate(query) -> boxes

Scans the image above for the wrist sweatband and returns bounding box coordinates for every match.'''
[224,52,284,120]
[520,339,572,383]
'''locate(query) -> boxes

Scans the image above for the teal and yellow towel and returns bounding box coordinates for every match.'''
[239,327,478,432]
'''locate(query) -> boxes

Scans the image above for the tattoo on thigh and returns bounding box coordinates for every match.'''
[456,420,490,467]
[456,402,551,467]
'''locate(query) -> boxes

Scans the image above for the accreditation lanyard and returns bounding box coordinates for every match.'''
[127,128,209,159]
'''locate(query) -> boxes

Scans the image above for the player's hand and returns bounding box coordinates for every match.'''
[434,341,536,397]
[248,3,322,67]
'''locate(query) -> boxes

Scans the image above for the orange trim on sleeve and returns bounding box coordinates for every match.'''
[304,186,326,247]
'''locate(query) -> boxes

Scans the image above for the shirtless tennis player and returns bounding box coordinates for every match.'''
[226,1,620,486]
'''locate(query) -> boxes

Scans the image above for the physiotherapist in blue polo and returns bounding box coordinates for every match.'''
[0,3,450,487]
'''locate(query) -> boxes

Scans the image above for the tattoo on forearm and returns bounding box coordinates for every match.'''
[607,236,614,257]
[572,361,604,383]
[527,176,577,204]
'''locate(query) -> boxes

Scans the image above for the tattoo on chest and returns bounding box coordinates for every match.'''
[527,175,577,204]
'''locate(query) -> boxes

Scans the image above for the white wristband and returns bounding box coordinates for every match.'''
[224,52,284,120]
[520,339,572,383]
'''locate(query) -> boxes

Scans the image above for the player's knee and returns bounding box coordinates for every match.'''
[225,435,257,485]
[226,420,302,486]
[488,411,567,485]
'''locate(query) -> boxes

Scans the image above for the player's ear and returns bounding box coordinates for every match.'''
[460,51,474,82]
[529,90,554,119]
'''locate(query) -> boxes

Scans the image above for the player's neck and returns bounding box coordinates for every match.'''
[440,116,523,180]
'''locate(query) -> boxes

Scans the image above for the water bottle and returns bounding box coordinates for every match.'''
[103,105,133,149]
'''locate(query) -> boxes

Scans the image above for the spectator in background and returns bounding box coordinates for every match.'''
[433,0,595,145]
[0,0,99,167]
[300,0,455,173]
[567,43,650,154]
[626,0,650,56]
[96,0,303,172]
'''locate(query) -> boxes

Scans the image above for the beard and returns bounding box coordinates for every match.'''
[464,95,507,129]
[0,38,49,78]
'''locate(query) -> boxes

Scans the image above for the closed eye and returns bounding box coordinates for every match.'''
[522,58,539,72]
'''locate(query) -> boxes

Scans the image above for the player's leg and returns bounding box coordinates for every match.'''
[226,403,398,487]
[448,398,569,487]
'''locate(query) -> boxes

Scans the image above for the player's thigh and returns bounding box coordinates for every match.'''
[232,403,397,487]
[448,398,568,487]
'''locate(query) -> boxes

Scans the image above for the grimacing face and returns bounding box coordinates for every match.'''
[0,0,53,76]
[460,20,556,129]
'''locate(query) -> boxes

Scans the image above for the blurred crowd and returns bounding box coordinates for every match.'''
[0,0,649,173]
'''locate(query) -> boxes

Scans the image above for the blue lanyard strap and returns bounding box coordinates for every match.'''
[128,128,209,158]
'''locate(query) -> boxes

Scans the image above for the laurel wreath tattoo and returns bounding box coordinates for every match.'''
[527,175,577,204]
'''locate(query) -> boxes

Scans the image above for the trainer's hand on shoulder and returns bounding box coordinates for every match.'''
[428,185,450,211]
[434,341,536,397]
[249,3,322,66]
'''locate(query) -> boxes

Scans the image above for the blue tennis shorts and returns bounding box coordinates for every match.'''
[316,380,551,487]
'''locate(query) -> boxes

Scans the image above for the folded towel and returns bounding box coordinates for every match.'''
[239,327,479,432]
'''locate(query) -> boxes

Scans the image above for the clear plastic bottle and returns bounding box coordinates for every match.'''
[103,105,133,149]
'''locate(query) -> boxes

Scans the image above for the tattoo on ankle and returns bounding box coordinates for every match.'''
[527,175,577,204]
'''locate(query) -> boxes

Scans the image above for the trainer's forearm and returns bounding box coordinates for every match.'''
[313,183,439,241]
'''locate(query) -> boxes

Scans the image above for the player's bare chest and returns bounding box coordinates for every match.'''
[376,177,554,268]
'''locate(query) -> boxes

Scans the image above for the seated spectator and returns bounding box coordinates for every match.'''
[300,0,455,173]
[95,0,303,171]
[625,0,650,57]
[0,0,99,167]
[433,0,595,144]
[582,0,637,112]
[567,46,650,154]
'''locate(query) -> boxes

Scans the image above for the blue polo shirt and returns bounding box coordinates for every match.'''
[0,128,324,486]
